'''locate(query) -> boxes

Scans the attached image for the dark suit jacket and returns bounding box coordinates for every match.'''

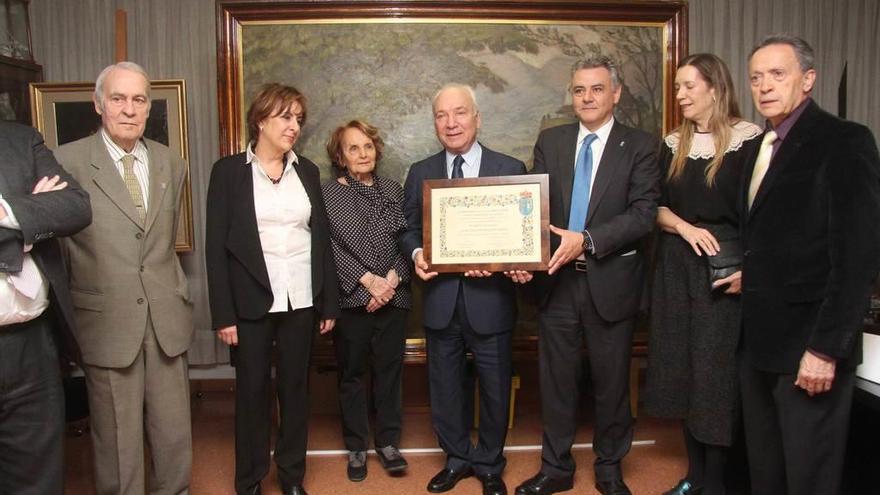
[531,120,660,322]
[205,152,340,329]
[740,100,880,373]
[0,122,91,362]
[399,145,526,334]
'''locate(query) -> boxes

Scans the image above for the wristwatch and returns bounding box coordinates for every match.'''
[581,230,593,254]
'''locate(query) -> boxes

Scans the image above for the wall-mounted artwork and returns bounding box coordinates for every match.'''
[218,1,686,184]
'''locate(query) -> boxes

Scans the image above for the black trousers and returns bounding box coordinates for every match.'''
[0,313,64,495]
[333,305,407,451]
[426,288,512,476]
[739,359,854,495]
[232,308,315,494]
[538,268,634,482]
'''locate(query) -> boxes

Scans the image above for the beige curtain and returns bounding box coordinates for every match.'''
[29,0,880,365]
[690,0,880,136]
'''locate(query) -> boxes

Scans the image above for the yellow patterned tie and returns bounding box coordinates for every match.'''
[747,130,778,209]
[121,154,146,223]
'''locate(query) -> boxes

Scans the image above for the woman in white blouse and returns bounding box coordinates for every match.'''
[206,83,339,495]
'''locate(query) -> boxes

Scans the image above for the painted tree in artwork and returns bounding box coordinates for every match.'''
[244,23,540,177]
[242,22,663,181]
[524,24,663,136]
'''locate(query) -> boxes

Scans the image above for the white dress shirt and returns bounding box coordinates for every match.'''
[574,116,615,197]
[101,129,150,209]
[246,144,313,312]
[0,198,49,325]
[445,142,483,178]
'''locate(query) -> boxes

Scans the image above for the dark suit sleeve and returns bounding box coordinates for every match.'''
[5,127,92,244]
[588,134,660,259]
[205,159,237,329]
[809,124,880,358]
[531,131,549,175]
[399,163,423,260]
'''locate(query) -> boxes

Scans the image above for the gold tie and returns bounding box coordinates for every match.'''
[121,154,146,223]
[747,130,778,209]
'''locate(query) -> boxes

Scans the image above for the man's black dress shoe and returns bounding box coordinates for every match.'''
[478,473,508,495]
[281,485,308,495]
[243,484,261,495]
[662,479,702,495]
[514,472,574,494]
[427,466,474,493]
[595,479,632,495]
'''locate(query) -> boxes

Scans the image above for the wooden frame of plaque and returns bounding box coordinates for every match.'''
[423,174,550,273]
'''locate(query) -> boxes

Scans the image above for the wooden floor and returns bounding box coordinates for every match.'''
[62,364,694,494]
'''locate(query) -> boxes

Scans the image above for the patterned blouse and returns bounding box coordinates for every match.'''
[321,172,412,310]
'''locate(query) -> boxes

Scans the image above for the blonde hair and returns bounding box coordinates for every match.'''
[667,53,742,186]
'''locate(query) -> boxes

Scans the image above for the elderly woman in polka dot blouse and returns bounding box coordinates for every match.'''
[321,119,411,483]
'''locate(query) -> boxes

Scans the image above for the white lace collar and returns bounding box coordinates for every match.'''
[664,120,762,159]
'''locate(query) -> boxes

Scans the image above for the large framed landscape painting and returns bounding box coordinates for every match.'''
[217,0,687,359]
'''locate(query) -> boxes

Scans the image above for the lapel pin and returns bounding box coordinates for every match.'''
[619,141,625,147]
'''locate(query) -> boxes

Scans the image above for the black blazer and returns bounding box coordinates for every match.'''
[0,122,92,362]
[399,145,526,334]
[531,120,660,322]
[740,100,880,373]
[205,152,340,329]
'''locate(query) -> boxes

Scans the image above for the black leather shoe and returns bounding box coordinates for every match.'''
[478,473,508,495]
[376,445,408,473]
[595,479,632,495]
[662,479,702,495]
[243,484,261,495]
[427,466,474,493]
[514,472,574,494]
[281,485,308,495]
[347,451,367,482]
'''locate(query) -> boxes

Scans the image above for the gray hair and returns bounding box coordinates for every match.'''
[749,34,815,72]
[432,83,479,114]
[94,61,151,110]
[571,55,622,89]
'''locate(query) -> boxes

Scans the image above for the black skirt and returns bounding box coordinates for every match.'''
[643,233,741,446]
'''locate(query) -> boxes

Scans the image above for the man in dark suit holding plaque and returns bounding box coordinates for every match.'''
[738,34,880,495]
[400,83,530,495]
[516,57,660,495]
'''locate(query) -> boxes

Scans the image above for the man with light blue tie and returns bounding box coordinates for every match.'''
[400,84,530,495]
[516,57,660,495]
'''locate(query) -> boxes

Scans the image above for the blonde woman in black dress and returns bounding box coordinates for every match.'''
[644,54,762,495]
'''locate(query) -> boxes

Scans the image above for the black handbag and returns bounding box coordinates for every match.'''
[707,239,742,290]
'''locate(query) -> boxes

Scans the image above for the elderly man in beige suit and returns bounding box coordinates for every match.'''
[54,61,194,495]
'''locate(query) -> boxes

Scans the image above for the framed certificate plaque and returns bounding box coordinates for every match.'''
[423,174,550,273]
